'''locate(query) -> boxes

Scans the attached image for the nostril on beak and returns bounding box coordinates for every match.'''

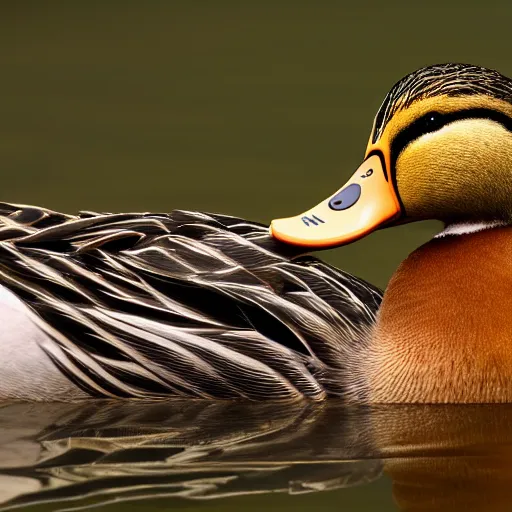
[329,183,362,211]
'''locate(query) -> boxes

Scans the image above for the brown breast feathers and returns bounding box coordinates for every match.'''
[366,226,512,403]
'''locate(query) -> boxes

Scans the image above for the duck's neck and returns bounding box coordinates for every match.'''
[364,224,512,403]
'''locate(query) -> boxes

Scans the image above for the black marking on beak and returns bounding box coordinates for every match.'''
[301,215,325,227]
[328,183,362,211]
[366,149,388,181]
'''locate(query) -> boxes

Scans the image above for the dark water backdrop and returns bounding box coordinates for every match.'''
[7,1,512,289]
[1,1,511,510]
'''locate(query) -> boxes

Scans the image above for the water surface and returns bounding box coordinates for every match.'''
[2,402,512,511]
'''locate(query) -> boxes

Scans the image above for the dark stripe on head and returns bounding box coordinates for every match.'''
[372,63,512,143]
[389,107,512,213]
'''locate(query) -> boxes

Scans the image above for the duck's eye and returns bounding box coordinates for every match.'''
[418,111,444,133]
[390,111,449,165]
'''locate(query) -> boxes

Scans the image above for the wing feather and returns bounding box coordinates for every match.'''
[0,204,382,399]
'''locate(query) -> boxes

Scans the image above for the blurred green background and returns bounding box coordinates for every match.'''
[0,3,511,509]
[1,1,511,289]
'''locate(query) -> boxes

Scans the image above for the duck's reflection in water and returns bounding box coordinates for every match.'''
[373,405,512,511]
[1,402,512,511]
[0,401,380,510]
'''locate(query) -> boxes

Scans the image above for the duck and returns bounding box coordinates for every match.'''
[1,62,511,402]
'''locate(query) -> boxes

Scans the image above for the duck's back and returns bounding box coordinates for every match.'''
[0,203,381,400]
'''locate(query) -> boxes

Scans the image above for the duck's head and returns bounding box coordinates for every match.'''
[270,63,512,248]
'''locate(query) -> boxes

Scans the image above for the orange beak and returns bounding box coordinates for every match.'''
[270,152,402,249]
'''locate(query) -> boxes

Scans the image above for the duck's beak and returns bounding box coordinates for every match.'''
[270,153,402,249]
